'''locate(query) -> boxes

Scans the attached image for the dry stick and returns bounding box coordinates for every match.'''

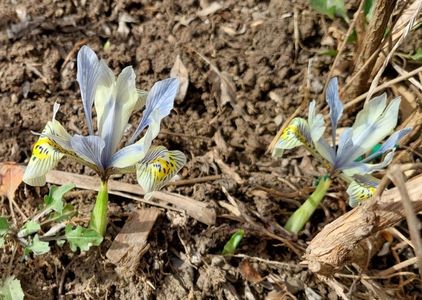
[323,0,365,94]
[388,165,422,280]
[377,257,419,277]
[344,65,422,110]
[304,172,422,276]
[364,1,422,103]
[347,0,397,99]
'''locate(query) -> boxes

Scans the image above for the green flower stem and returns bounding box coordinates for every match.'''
[284,176,332,234]
[89,181,109,236]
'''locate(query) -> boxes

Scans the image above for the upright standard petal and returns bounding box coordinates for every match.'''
[108,66,138,154]
[346,174,379,207]
[326,77,344,146]
[351,97,401,157]
[128,78,179,144]
[308,100,325,143]
[77,46,113,135]
[136,146,186,194]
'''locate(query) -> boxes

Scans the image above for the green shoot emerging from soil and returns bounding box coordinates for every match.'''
[22,45,186,237]
[272,77,411,234]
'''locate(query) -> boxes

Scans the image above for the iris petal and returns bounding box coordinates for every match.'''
[346,174,379,207]
[110,109,161,169]
[23,136,64,186]
[351,97,401,157]
[326,77,344,146]
[70,135,105,170]
[128,78,179,144]
[77,46,114,135]
[308,100,325,143]
[136,146,186,194]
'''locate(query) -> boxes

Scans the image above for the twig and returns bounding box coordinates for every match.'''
[344,65,422,110]
[168,175,222,186]
[323,0,365,94]
[364,1,422,103]
[388,165,422,280]
[377,257,419,277]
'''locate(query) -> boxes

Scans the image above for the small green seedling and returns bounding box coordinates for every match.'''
[222,229,245,256]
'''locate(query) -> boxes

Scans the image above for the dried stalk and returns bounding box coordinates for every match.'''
[303,171,422,276]
[346,0,397,99]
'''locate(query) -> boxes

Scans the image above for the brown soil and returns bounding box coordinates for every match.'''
[0,0,420,299]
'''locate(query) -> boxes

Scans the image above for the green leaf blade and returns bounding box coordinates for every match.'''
[0,276,25,300]
[65,225,103,252]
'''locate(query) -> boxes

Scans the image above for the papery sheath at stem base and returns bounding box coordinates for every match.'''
[89,181,109,237]
[284,176,332,234]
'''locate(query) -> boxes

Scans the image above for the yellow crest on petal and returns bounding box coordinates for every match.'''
[136,146,186,194]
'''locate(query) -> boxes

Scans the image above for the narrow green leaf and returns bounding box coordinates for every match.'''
[65,225,103,252]
[0,276,24,300]
[410,48,422,62]
[0,217,10,236]
[17,220,40,238]
[24,234,50,256]
[222,229,245,256]
[319,49,338,57]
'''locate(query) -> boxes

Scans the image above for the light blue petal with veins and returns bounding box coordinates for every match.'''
[362,128,412,163]
[128,78,179,144]
[77,46,114,135]
[326,77,343,146]
[70,135,105,170]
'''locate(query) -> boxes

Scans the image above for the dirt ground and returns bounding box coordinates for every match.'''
[0,0,421,299]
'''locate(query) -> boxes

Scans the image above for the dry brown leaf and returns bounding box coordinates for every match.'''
[195,51,236,107]
[197,2,222,17]
[210,70,236,107]
[0,162,24,201]
[170,55,189,101]
[239,259,263,284]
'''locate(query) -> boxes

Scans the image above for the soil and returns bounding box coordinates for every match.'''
[0,0,420,299]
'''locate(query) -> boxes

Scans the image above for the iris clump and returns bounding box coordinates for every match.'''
[273,77,411,233]
[23,46,186,236]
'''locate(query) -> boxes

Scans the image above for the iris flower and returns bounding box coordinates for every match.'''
[272,77,411,233]
[23,46,186,236]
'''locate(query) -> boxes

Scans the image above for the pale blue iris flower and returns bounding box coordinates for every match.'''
[273,77,411,207]
[23,45,186,194]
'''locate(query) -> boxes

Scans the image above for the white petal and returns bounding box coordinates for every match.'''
[351,97,401,157]
[308,100,325,142]
[136,146,186,194]
[346,174,379,207]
